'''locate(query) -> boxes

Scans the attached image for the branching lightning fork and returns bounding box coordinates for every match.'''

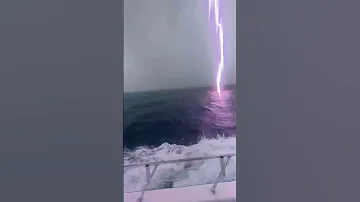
[209,0,224,97]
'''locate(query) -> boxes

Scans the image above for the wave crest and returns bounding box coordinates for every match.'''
[124,135,236,192]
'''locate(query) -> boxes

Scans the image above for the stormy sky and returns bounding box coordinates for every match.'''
[124,0,236,92]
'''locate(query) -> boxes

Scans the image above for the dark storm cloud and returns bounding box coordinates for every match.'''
[124,0,236,92]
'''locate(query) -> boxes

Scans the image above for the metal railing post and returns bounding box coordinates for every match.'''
[210,156,231,194]
[145,165,151,184]
[137,164,159,202]
[220,156,226,177]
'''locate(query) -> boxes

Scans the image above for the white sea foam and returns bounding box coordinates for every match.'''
[124,135,236,193]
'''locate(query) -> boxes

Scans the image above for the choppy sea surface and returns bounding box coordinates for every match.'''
[124,85,236,192]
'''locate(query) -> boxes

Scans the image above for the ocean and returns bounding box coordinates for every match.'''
[123,85,236,192]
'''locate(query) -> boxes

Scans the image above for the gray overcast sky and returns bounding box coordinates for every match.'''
[124,0,236,92]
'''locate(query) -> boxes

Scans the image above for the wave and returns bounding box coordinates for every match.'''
[124,135,236,193]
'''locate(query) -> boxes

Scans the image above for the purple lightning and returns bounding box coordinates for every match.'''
[209,0,224,97]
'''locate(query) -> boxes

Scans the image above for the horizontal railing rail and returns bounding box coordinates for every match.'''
[124,153,236,202]
[124,153,235,168]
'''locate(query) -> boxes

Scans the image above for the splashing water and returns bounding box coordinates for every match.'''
[209,0,224,97]
[124,135,236,192]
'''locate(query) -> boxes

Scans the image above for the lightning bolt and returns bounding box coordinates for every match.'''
[209,0,224,97]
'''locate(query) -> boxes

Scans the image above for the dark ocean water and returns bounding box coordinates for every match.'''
[124,85,236,150]
[123,85,236,192]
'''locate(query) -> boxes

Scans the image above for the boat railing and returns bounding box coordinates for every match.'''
[124,153,236,202]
